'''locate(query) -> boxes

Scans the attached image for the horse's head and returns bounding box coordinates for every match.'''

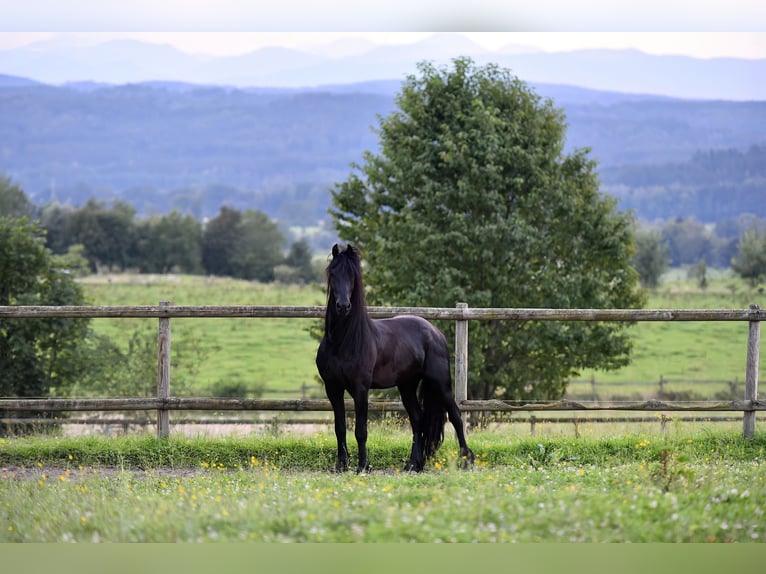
[327,243,361,317]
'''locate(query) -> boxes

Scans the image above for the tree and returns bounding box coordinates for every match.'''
[133,211,203,274]
[0,175,35,218]
[202,206,242,276]
[732,227,766,286]
[283,239,319,284]
[661,217,714,266]
[39,202,78,255]
[202,206,285,281]
[689,258,708,290]
[331,58,645,401]
[231,209,285,282]
[0,216,91,428]
[70,199,137,271]
[633,229,670,289]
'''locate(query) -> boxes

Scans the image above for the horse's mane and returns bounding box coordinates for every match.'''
[324,244,375,357]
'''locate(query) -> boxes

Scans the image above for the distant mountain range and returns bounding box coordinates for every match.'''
[1,74,764,230]
[0,35,764,236]
[0,34,764,100]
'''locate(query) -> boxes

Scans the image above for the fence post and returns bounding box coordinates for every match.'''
[157,300,172,439]
[743,303,761,439]
[455,302,468,404]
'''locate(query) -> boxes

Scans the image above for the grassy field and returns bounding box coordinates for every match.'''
[81,274,326,397]
[575,276,765,398]
[1,428,764,542]
[4,276,764,545]
[78,272,765,400]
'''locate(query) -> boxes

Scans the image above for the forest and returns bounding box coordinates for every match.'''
[0,80,764,234]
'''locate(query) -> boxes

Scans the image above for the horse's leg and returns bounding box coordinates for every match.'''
[443,396,475,469]
[423,350,476,468]
[398,383,425,472]
[428,362,475,469]
[326,383,349,472]
[351,387,371,473]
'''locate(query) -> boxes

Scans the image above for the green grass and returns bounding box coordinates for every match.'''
[2,429,765,542]
[81,274,325,396]
[79,273,765,400]
[576,276,766,398]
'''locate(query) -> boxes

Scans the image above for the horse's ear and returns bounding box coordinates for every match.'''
[332,244,340,257]
[346,244,355,254]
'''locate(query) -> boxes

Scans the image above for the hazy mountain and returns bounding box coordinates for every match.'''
[0,35,763,100]
[0,73,42,87]
[1,79,763,227]
[0,34,763,229]
[487,49,766,101]
[193,47,327,86]
[312,38,379,59]
[0,39,206,84]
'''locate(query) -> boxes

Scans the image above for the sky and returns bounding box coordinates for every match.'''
[0,0,764,59]
[0,32,764,60]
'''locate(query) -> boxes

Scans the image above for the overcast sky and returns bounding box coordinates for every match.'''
[0,1,763,59]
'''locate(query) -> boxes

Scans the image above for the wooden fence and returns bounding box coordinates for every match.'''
[0,302,762,439]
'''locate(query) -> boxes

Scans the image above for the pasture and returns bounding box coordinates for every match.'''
[4,272,763,545]
[78,272,766,401]
[80,274,326,396]
[1,428,765,542]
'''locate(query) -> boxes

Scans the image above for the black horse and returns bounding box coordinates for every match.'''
[315,243,475,473]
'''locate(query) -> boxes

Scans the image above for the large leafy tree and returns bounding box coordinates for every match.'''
[202,206,242,277]
[331,58,645,400]
[0,175,35,218]
[0,216,90,406]
[133,211,203,274]
[202,206,285,281]
[70,199,137,271]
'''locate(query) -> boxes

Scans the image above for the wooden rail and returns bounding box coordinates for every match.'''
[2,305,765,321]
[0,397,763,412]
[0,303,761,439]
[1,415,746,437]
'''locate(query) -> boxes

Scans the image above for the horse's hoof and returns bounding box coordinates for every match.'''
[355,463,372,474]
[335,461,349,473]
[460,449,476,470]
[403,461,424,473]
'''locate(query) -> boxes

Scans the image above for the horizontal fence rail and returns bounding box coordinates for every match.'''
[0,398,764,412]
[1,416,746,437]
[2,305,765,321]
[0,303,761,439]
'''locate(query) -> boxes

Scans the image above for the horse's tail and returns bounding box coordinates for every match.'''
[420,380,446,461]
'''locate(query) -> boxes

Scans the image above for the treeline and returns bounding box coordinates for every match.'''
[650,213,766,268]
[2,82,765,227]
[1,176,322,284]
[604,145,766,221]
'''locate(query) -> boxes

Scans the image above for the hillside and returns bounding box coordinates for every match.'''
[0,79,764,226]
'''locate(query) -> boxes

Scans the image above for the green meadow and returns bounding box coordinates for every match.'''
[1,430,765,542]
[576,275,765,399]
[81,274,326,397]
[79,273,765,400]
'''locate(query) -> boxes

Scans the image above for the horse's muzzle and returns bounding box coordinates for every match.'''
[336,302,352,316]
